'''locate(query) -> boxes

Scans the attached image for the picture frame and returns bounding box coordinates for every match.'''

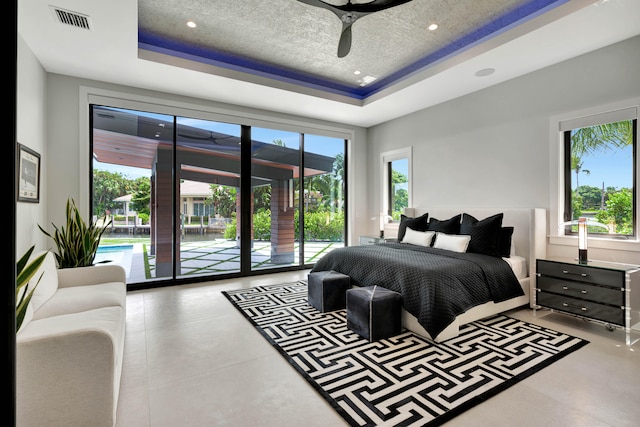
[17,143,41,203]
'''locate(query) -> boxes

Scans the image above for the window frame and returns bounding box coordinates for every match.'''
[549,99,640,251]
[380,147,412,224]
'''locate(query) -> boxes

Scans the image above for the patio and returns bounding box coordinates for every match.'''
[100,239,344,284]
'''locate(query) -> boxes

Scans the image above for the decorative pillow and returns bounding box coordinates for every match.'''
[397,213,429,242]
[402,228,436,247]
[498,226,514,258]
[432,232,471,253]
[459,213,504,257]
[427,214,462,234]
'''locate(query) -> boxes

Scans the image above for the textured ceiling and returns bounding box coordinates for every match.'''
[18,0,640,127]
[138,0,562,100]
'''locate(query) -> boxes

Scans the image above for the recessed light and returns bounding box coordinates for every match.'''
[428,23,438,31]
[354,70,361,75]
[475,68,495,77]
[186,21,196,28]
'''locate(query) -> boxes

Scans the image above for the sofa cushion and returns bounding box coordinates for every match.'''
[32,281,126,320]
[17,306,126,427]
[29,251,58,313]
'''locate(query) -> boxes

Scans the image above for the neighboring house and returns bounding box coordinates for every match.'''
[179,180,215,218]
[112,194,134,216]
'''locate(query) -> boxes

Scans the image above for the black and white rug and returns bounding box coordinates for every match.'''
[223,281,588,427]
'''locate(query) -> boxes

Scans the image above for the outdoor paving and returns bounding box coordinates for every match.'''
[117,239,342,283]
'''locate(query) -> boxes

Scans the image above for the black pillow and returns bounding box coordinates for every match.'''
[498,227,514,258]
[398,213,429,242]
[459,213,504,257]
[427,214,461,234]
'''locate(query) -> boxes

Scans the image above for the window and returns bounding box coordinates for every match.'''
[551,102,639,248]
[381,147,412,227]
[562,112,636,238]
[91,104,347,285]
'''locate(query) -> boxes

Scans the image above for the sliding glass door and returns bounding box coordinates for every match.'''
[250,127,301,271]
[91,105,347,285]
[303,135,346,264]
[175,117,242,278]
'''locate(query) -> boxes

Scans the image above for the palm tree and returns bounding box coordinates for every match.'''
[571,155,590,190]
[570,121,632,158]
[569,120,634,228]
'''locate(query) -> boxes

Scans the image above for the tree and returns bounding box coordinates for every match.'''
[93,170,131,216]
[206,185,237,218]
[571,155,589,190]
[571,121,632,158]
[304,152,345,212]
[595,188,633,234]
[576,185,602,211]
[253,185,271,212]
[391,169,408,216]
[130,177,151,216]
[569,120,634,232]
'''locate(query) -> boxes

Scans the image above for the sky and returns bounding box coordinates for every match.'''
[572,145,633,190]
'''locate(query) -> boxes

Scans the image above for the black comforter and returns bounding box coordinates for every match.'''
[310,242,524,340]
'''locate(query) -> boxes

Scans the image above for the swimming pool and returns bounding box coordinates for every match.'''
[94,244,134,274]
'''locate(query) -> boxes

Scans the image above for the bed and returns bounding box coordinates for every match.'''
[310,208,546,342]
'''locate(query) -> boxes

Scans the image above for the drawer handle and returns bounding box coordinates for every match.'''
[562,270,588,277]
[562,302,587,311]
[562,286,587,294]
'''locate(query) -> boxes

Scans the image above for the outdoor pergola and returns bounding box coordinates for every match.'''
[92,106,335,276]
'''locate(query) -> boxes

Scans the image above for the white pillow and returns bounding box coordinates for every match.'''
[402,228,435,247]
[433,232,471,253]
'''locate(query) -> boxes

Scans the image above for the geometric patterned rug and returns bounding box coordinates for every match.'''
[223,281,589,427]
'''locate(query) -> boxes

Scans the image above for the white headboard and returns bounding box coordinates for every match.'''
[384,208,547,281]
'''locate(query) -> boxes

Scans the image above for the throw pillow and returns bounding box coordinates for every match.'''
[402,228,436,247]
[398,213,429,242]
[498,226,514,258]
[427,214,462,234]
[459,213,504,257]
[432,232,471,253]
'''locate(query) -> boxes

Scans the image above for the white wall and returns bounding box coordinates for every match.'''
[367,35,640,264]
[16,35,47,257]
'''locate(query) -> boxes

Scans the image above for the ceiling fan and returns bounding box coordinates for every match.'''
[297,0,414,58]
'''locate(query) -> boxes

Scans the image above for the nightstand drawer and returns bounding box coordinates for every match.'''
[537,292,624,325]
[537,260,624,288]
[537,276,624,306]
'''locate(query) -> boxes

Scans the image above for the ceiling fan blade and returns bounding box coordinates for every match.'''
[297,0,414,57]
[337,24,352,58]
[296,0,339,14]
[344,0,414,13]
[297,0,414,14]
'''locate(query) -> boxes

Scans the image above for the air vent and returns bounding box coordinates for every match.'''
[50,6,92,30]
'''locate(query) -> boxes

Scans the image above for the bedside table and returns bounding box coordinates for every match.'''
[535,258,640,346]
[359,235,392,245]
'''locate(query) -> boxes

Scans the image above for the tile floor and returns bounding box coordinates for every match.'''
[115,270,639,427]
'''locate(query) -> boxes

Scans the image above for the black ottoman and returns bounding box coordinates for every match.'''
[346,285,402,342]
[307,270,351,312]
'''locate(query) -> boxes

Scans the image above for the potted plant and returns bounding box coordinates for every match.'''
[39,197,112,268]
[16,246,48,331]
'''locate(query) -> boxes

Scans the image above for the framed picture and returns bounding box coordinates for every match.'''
[17,143,41,203]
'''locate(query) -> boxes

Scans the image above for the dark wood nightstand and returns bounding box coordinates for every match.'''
[535,258,640,346]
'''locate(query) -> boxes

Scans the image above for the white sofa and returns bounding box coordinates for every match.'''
[16,251,127,427]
